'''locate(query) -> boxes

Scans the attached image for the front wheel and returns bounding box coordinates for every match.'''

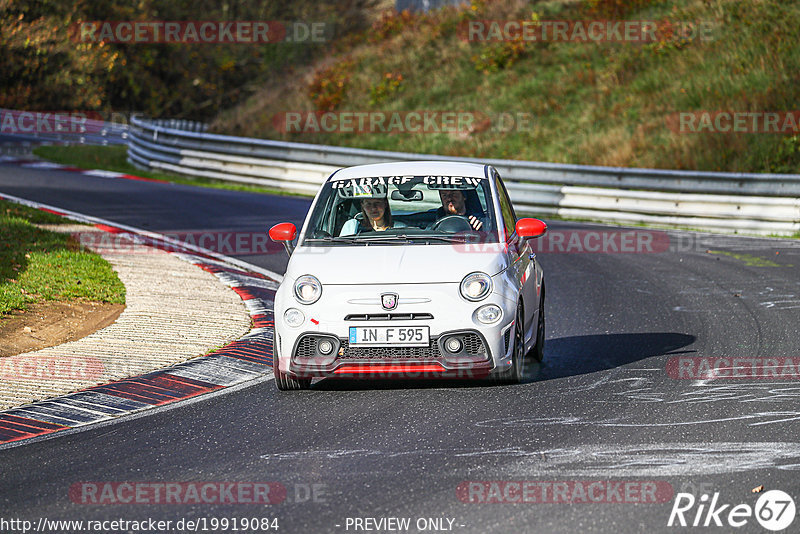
[273,354,311,391]
[491,302,525,384]
[526,284,545,363]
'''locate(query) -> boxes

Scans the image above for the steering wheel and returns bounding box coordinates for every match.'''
[431,215,475,233]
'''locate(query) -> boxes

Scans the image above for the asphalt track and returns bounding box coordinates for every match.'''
[1,162,800,533]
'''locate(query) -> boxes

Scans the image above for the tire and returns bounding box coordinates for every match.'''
[273,352,311,391]
[491,301,525,384]
[526,283,545,363]
[509,301,526,382]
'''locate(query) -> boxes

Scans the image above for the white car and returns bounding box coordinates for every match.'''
[268,161,547,390]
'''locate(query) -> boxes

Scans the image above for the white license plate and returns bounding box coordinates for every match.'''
[349,326,430,347]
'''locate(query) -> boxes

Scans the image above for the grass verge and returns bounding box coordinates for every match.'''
[0,199,126,316]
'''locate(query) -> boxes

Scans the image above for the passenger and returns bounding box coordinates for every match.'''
[340,196,404,235]
[436,189,484,231]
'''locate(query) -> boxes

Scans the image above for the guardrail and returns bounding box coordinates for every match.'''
[128,116,800,235]
[0,108,129,145]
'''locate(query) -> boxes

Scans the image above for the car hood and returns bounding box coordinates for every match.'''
[286,244,509,285]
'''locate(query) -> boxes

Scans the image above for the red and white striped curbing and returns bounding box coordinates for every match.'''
[0,177,280,447]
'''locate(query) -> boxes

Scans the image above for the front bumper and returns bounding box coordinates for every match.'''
[284,329,502,378]
[274,281,518,380]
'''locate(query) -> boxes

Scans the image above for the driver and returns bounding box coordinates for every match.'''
[436,189,483,231]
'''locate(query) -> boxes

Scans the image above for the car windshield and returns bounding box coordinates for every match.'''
[300,175,500,245]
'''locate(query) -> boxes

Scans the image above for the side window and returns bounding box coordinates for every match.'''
[494,173,516,238]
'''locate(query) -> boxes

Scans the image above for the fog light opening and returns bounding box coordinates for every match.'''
[318,339,334,355]
[445,337,463,354]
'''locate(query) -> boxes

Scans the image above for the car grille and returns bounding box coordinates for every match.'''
[344,313,434,321]
[504,328,511,353]
[338,333,488,360]
[339,340,443,360]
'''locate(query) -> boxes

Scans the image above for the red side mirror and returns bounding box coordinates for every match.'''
[516,218,547,239]
[269,222,297,242]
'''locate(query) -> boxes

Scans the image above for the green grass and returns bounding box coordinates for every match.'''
[0,198,78,225]
[32,145,307,198]
[210,0,800,174]
[707,250,789,267]
[0,199,125,316]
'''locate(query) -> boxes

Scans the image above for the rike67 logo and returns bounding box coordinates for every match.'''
[668,489,795,531]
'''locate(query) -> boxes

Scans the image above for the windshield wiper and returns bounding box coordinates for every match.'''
[305,234,477,245]
[303,235,412,245]
[418,233,483,243]
[415,234,461,243]
[354,234,414,244]
[304,236,361,244]
[352,234,472,244]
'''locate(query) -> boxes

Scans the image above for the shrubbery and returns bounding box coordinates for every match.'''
[0,0,377,119]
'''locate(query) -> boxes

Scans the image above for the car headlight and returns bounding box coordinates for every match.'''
[294,275,322,304]
[284,308,305,327]
[460,272,492,301]
[475,304,502,324]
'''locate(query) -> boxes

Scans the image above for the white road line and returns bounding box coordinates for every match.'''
[0,374,274,452]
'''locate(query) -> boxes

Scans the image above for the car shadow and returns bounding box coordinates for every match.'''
[309,332,696,391]
[310,373,495,391]
[533,332,697,381]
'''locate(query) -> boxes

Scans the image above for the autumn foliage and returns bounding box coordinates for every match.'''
[0,0,376,119]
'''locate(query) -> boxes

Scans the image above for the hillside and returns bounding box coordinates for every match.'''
[210,0,800,173]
